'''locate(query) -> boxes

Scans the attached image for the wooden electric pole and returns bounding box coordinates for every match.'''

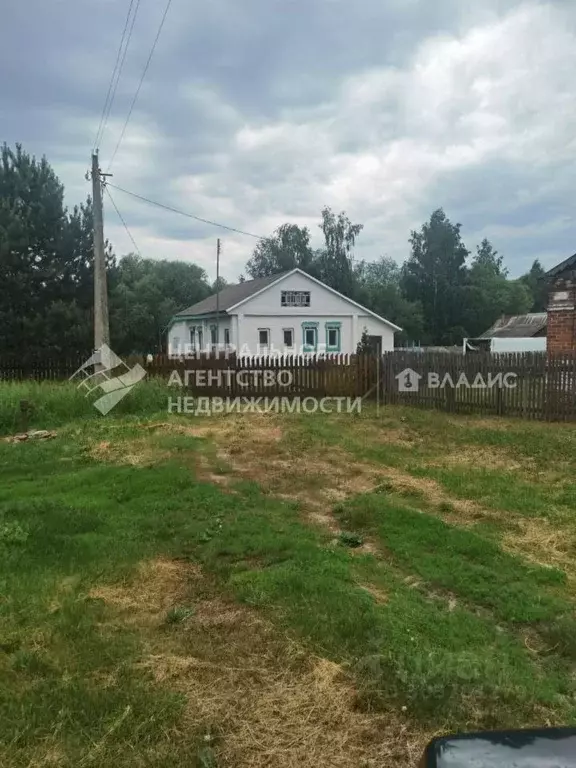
[215,238,221,352]
[91,152,110,350]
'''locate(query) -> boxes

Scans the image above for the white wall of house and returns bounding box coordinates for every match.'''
[233,271,396,354]
[236,314,393,354]
[168,315,232,355]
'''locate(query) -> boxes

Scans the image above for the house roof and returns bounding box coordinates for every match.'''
[478,313,547,339]
[175,272,291,317]
[546,253,576,278]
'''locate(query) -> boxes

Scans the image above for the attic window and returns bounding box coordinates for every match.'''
[281,290,310,307]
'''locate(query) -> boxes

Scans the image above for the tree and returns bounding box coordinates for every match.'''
[109,255,211,354]
[355,257,424,343]
[473,238,506,275]
[0,143,102,358]
[463,239,531,338]
[246,223,315,278]
[316,207,363,296]
[520,259,548,312]
[401,209,469,344]
[356,327,372,354]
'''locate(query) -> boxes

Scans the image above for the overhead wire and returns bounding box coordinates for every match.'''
[107,0,173,171]
[105,184,143,256]
[93,0,141,152]
[106,182,266,240]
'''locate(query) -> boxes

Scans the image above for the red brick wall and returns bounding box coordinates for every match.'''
[548,276,576,354]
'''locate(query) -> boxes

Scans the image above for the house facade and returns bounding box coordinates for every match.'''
[167,268,401,356]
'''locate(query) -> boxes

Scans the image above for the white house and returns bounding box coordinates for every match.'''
[167,269,401,356]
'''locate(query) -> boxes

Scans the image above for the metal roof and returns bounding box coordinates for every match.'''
[176,271,291,317]
[546,253,576,278]
[478,313,547,339]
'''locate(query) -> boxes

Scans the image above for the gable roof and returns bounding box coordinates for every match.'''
[478,313,547,339]
[546,252,576,279]
[175,272,291,317]
[227,268,402,331]
[174,268,402,331]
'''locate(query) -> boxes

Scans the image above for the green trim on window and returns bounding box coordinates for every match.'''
[302,321,319,352]
[325,321,341,352]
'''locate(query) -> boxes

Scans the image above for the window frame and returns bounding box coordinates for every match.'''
[301,321,319,352]
[325,321,342,352]
[210,324,218,350]
[281,290,311,308]
[283,328,294,348]
[258,328,270,348]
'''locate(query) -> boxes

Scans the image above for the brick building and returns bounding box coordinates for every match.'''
[547,253,576,355]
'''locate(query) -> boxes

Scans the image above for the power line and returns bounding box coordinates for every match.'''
[93,0,140,152]
[106,182,266,240]
[98,0,142,152]
[107,0,173,170]
[105,184,142,256]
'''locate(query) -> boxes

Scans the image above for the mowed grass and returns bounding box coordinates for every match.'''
[1,382,576,766]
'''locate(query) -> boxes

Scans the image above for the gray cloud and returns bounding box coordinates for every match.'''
[1,0,575,282]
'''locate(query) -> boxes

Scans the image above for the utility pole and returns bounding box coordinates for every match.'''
[91,151,110,351]
[215,238,221,353]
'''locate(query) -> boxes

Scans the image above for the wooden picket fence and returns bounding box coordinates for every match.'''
[0,354,89,381]
[1,350,576,422]
[380,351,576,421]
[144,353,378,399]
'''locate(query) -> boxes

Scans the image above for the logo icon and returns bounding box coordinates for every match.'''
[70,345,146,414]
[395,367,422,393]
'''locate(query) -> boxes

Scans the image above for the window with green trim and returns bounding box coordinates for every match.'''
[325,322,342,352]
[302,322,318,351]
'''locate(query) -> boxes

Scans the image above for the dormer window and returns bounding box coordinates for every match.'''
[281,290,310,307]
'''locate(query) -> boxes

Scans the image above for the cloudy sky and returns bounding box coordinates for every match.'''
[3,0,576,281]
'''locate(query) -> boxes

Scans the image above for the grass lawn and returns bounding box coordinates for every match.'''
[1,382,576,766]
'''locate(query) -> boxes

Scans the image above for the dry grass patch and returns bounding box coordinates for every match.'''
[90,438,172,467]
[435,447,528,473]
[89,558,198,626]
[93,557,431,768]
[502,519,576,582]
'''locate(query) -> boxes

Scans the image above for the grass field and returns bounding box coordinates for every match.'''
[1,382,576,766]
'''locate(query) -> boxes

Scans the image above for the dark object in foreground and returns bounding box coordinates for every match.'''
[421,727,576,768]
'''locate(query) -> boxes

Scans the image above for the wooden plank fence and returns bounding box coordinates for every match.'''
[380,351,576,421]
[1,350,576,422]
[0,354,89,381]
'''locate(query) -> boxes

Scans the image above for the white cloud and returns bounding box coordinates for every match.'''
[4,0,576,283]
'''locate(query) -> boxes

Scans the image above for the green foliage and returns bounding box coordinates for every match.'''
[109,254,211,354]
[356,328,372,354]
[165,605,195,624]
[354,257,425,342]
[520,259,548,312]
[316,207,363,296]
[247,223,316,278]
[462,239,532,338]
[401,209,470,344]
[0,379,169,435]
[0,143,99,359]
[338,531,364,548]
